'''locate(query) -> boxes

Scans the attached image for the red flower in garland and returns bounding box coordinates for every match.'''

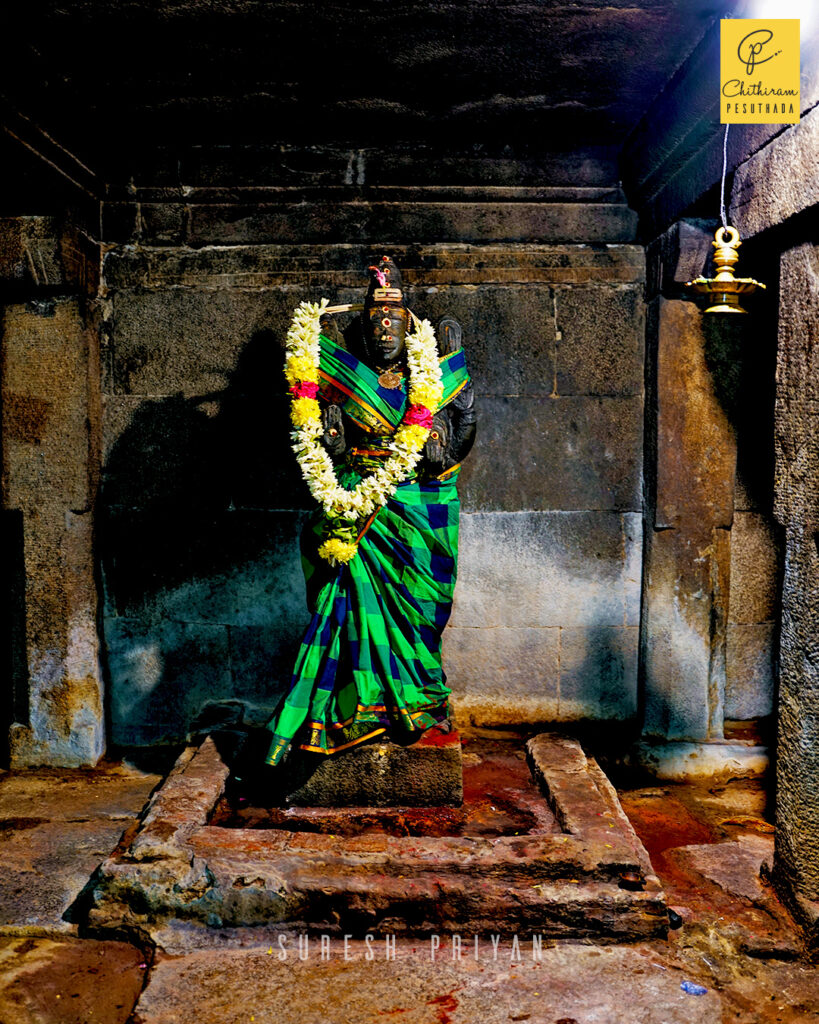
[290,381,319,399]
[403,403,433,429]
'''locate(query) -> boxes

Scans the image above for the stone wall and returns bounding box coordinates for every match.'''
[1,205,785,760]
[618,12,819,747]
[761,235,819,920]
[723,236,785,731]
[99,241,646,746]
[1,291,105,766]
[718,53,819,944]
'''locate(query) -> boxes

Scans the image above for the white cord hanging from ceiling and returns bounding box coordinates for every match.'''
[719,122,730,230]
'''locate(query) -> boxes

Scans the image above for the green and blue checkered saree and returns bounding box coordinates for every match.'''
[265,334,470,765]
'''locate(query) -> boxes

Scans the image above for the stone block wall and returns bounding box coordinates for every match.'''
[723,87,819,934]
[99,242,646,746]
[1,206,783,757]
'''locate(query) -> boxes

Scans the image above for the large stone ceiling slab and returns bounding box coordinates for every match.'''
[1,0,724,178]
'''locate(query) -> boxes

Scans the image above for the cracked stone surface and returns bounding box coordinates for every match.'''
[130,942,725,1024]
[0,763,161,934]
[619,778,803,964]
[672,835,774,904]
[0,935,147,1024]
[0,753,817,1023]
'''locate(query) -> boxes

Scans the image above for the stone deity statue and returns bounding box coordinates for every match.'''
[265,257,476,765]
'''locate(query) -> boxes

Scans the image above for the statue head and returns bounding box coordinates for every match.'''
[362,256,409,366]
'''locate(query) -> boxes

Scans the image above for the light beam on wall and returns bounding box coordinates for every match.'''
[746,1,816,37]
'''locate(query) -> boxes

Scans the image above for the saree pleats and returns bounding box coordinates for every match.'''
[265,470,460,764]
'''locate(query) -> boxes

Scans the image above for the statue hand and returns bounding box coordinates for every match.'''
[319,313,345,348]
[423,412,450,465]
[435,315,462,356]
[321,404,346,457]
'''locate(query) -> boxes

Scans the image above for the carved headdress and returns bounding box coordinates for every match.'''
[364,255,404,309]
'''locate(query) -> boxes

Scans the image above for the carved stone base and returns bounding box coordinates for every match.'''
[284,726,463,807]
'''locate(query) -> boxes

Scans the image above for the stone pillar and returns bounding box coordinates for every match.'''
[637,221,765,776]
[641,297,734,737]
[1,219,105,765]
[771,242,819,941]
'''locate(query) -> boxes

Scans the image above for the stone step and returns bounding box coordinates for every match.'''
[100,200,639,246]
[110,185,630,204]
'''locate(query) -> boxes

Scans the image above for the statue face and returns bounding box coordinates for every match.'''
[364,304,408,365]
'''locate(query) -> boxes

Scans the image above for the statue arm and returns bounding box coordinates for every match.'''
[314,316,350,458]
[435,315,461,357]
[446,381,477,466]
[423,315,477,472]
[319,313,346,348]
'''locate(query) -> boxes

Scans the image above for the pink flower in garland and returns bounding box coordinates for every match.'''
[290,381,319,399]
[403,403,433,429]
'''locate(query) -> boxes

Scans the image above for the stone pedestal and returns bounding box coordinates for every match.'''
[88,734,667,944]
[284,727,463,807]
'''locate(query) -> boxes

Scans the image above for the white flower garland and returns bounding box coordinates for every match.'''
[284,299,444,563]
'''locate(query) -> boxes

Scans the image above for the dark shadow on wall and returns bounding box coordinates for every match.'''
[101,329,309,606]
[557,621,642,750]
[99,330,312,747]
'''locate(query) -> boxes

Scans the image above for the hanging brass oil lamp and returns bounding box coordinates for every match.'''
[685,225,766,314]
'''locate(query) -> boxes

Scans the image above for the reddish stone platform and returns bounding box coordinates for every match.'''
[87,733,667,946]
[213,738,558,836]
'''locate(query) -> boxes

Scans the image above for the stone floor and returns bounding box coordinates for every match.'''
[0,748,817,1023]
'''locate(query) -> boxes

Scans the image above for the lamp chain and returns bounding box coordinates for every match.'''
[720,123,730,230]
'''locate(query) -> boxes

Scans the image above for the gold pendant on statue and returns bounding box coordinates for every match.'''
[378,370,404,389]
